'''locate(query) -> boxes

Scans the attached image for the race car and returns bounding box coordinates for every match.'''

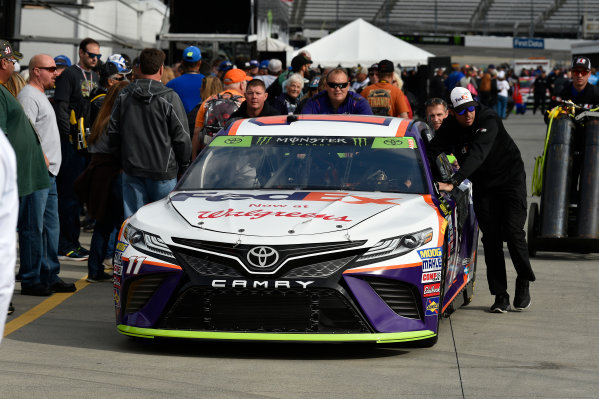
[114,114,479,346]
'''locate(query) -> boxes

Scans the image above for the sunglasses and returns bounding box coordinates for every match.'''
[572,69,589,76]
[85,51,102,59]
[456,105,476,115]
[327,81,349,89]
[37,66,57,73]
[3,58,16,65]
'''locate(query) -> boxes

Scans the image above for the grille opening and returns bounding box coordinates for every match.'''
[158,287,371,333]
[360,277,423,320]
[124,273,168,314]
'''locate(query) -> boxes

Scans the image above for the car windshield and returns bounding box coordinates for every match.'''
[519,78,533,88]
[178,136,428,193]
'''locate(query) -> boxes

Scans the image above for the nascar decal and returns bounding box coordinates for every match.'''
[172,191,402,205]
[422,271,442,283]
[425,297,440,316]
[423,283,441,298]
[419,247,443,272]
[197,208,352,222]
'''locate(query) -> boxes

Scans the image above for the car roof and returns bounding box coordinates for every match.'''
[223,115,414,138]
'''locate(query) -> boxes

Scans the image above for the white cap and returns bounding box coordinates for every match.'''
[107,54,131,74]
[450,87,478,112]
[497,70,505,79]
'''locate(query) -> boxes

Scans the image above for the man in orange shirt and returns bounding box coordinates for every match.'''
[361,59,409,118]
[192,68,247,158]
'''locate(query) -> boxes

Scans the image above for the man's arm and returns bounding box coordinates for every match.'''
[52,71,73,137]
[354,94,373,115]
[167,95,192,168]
[106,94,123,160]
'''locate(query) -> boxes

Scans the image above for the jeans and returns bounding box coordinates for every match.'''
[57,137,87,254]
[122,173,176,218]
[495,95,508,119]
[18,176,61,288]
[88,175,123,278]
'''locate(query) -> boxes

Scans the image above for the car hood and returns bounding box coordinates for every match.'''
[169,190,431,237]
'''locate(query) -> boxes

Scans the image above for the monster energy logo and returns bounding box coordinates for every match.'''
[255,136,273,145]
[352,138,368,147]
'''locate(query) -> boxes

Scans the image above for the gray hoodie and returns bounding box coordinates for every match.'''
[108,79,191,180]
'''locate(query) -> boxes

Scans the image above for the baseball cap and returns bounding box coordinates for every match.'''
[249,60,259,68]
[291,54,312,71]
[378,59,394,74]
[223,68,247,84]
[497,70,505,79]
[268,59,282,73]
[309,75,321,89]
[107,54,131,74]
[219,60,233,72]
[182,46,201,62]
[0,40,22,61]
[572,56,591,71]
[54,55,71,67]
[259,60,269,70]
[450,87,478,112]
[368,63,378,72]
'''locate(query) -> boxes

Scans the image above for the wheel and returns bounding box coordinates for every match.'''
[527,203,539,257]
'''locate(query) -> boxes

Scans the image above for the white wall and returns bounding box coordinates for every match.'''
[17,0,167,66]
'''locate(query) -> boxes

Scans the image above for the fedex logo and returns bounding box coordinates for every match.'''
[171,192,402,206]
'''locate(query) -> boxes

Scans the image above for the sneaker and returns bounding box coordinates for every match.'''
[49,278,77,293]
[8,302,14,315]
[87,272,113,283]
[513,278,531,311]
[490,293,510,313]
[58,249,88,261]
[77,246,90,256]
[21,283,52,296]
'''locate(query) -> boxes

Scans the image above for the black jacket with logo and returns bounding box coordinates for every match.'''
[428,104,525,191]
[107,79,191,180]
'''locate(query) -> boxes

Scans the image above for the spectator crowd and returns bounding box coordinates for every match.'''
[1,35,597,323]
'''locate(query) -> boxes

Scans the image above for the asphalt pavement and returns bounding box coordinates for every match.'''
[1,111,598,399]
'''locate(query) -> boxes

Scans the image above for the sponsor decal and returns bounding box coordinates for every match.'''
[423,283,441,297]
[173,191,402,205]
[422,271,442,283]
[116,241,128,252]
[113,264,122,277]
[209,136,252,147]
[211,279,314,289]
[197,208,352,222]
[114,288,120,308]
[425,297,440,316]
[513,37,544,49]
[255,136,272,145]
[372,137,417,149]
[421,257,442,272]
[113,275,121,288]
[462,257,471,266]
[352,138,368,146]
[275,137,348,145]
[418,247,443,258]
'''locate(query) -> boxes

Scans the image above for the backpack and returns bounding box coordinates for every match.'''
[199,93,244,145]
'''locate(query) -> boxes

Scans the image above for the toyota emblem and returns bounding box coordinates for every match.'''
[247,246,279,268]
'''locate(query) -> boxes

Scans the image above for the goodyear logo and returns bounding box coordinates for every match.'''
[418,247,442,258]
[425,297,439,316]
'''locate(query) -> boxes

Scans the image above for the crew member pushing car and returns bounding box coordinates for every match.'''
[429,87,536,313]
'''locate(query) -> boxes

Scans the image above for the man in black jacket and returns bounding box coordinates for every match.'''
[430,87,536,313]
[108,48,191,218]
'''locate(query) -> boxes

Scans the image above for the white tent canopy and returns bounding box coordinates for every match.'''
[295,19,434,68]
[257,37,294,65]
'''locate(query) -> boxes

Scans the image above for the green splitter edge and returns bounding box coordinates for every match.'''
[209,136,253,147]
[118,325,435,343]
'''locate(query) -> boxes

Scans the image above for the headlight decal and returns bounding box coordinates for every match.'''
[354,228,433,265]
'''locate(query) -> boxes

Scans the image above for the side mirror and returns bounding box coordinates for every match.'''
[435,153,453,182]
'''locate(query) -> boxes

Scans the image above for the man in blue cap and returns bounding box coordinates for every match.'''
[166,45,204,114]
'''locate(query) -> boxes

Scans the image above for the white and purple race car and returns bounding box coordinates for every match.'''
[114,114,478,346]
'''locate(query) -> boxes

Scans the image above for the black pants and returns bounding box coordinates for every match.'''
[533,93,546,114]
[473,181,536,295]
